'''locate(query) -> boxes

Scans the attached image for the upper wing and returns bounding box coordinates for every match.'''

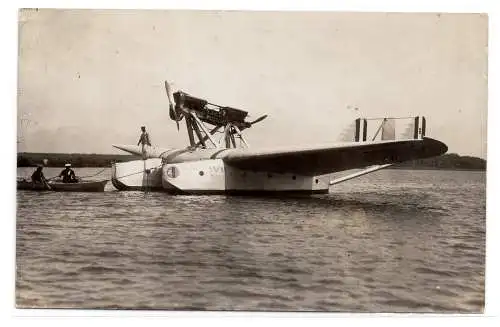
[220,137,447,176]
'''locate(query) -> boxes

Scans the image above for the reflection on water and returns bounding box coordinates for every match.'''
[16,168,485,312]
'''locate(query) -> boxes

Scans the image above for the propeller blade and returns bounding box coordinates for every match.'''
[164,81,180,131]
[239,114,268,131]
[164,81,175,107]
[249,114,268,125]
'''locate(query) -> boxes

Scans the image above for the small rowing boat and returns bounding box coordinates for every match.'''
[17,179,108,192]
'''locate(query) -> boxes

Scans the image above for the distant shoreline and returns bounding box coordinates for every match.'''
[17,152,486,171]
[17,152,137,168]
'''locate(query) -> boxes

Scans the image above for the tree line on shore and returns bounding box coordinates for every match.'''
[17,152,137,168]
[17,152,486,170]
[393,153,486,170]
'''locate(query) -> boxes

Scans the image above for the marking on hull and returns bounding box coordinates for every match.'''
[165,166,179,178]
[208,165,225,175]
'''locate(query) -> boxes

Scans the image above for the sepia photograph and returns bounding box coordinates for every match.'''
[15,8,487,313]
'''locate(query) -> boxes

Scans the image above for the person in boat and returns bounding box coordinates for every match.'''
[59,163,78,183]
[31,165,47,184]
[137,126,152,160]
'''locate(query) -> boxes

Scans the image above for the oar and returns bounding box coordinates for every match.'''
[42,178,52,191]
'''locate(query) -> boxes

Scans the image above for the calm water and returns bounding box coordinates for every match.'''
[16,168,485,312]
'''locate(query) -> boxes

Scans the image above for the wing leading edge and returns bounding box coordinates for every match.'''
[220,137,447,176]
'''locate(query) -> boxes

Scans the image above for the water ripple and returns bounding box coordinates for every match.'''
[16,168,485,312]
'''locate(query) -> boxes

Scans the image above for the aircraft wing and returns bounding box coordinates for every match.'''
[220,137,447,176]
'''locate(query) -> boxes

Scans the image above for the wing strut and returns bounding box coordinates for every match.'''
[329,164,392,186]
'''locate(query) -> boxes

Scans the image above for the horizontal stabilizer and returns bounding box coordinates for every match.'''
[112,144,171,158]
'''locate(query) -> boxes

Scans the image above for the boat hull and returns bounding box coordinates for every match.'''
[17,180,50,191]
[17,179,108,192]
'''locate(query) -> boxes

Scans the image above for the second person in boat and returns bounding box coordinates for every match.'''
[59,163,78,183]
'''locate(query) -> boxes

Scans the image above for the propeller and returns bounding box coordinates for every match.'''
[164,80,180,131]
[240,114,268,130]
[248,114,268,125]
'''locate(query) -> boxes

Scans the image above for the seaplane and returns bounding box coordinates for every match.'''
[111,81,448,195]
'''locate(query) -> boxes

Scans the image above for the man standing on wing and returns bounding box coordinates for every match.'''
[137,126,152,160]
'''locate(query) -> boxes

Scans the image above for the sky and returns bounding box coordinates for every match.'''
[17,9,488,158]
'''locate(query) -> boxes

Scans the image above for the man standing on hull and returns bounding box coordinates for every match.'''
[137,126,152,160]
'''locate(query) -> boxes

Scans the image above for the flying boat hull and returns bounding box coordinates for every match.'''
[162,159,330,195]
[111,158,329,194]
